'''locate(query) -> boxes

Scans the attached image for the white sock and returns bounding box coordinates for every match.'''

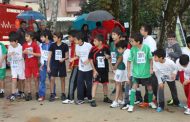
[0,89,4,93]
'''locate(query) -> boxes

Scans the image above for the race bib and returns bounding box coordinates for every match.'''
[12,60,19,69]
[111,52,117,64]
[97,56,105,68]
[137,51,146,64]
[27,47,33,58]
[42,50,49,61]
[55,50,62,60]
[161,75,169,82]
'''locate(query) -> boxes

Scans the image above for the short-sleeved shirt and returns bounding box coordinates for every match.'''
[109,42,125,70]
[0,43,7,69]
[40,42,52,65]
[23,41,41,67]
[143,35,157,53]
[89,45,110,72]
[49,42,69,67]
[128,44,152,78]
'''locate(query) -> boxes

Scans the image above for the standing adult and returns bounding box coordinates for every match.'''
[16,21,27,45]
[81,24,91,43]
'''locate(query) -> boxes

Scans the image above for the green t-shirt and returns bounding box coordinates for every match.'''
[110,42,125,70]
[128,44,152,78]
[0,43,7,69]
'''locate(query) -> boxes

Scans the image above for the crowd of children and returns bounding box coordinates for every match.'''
[0,24,190,115]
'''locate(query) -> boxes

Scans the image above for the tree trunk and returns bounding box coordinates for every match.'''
[50,0,59,32]
[158,0,181,49]
[111,0,120,20]
[39,0,47,19]
[130,0,139,33]
[2,0,10,3]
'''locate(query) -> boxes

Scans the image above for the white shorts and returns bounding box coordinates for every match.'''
[114,70,128,82]
[11,68,25,80]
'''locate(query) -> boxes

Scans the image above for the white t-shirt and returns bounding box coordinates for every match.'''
[182,47,190,58]
[143,35,157,53]
[123,49,130,69]
[8,44,25,71]
[75,42,92,72]
[176,59,190,80]
[153,58,177,83]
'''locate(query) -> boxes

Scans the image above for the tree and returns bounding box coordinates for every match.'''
[39,0,47,19]
[50,0,59,32]
[2,0,10,3]
[130,0,139,33]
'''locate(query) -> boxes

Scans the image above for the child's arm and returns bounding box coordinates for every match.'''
[150,59,153,74]
[28,51,41,57]
[47,51,52,73]
[0,54,6,68]
[113,56,122,70]
[89,59,98,78]
[0,44,7,68]
[60,51,69,63]
[127,61,131,80]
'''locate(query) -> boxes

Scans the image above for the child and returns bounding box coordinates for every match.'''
[89,34,112,107]
[116,40,131,110]
[127,33,156,112]
[47,32,69,102]
[71,31,93,105]
[0,41,7,98]
[23,31,41,101]
[62,30,79,104]
[176,54,190,115]
[38,32,52,101]
[182,36,190,57]
[7,32,25,101]
[110,28,126,108]
[153,49,181,112]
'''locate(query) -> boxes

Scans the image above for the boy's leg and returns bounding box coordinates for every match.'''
[130,83,138,106]
[48,72,56,95]
[84,70,93,100]
[60,77,66,94]
[12,78,17,94]
[124,82,131,105]
[115,82,121,102]
[39,65,47,98]
[187,84,190,109]
[0,68,6,98]
[157,83,165,110]
[50,77,56,94]
[77,71,85,100]
[68,67,78,100]
[167,81,180,105]
[92,83,98,99]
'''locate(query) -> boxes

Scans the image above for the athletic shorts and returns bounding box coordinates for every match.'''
[50,64,66,77]
[11,68,25,80]
[132,77,151,86]
[0,68,6,80]
[94,71,109,84]
[25,66,39,78]
[114,70,128,82]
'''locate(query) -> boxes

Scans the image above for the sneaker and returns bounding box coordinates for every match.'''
[84,97,88,102]
[184,106,188,109]
[20,92,25,99]
[49,94,55,102]
[134,100,142,105]
[9,94,16,102]
[103,97,112,103]
[0,92,4,98]
[178,103,185,108]
[61,93,66,101]
[25,93,32,101]
[139,102,149,108]
[75,100,85,105]
[110,101,119,108]
[184,108,190,115]
[38,97,45,102]
[62,99,74,104]
[90,100,97,107]
[167,99,174,105]
[121,104,130,110]
[127,105,134,112]
[118,100,125,105]
[156,107,163,112]
[149,102,157,109]
[35,92,39,100]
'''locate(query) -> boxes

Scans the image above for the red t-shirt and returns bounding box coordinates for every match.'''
[69,42,79,68]
[23,41,40,67]
[91,28,108,44]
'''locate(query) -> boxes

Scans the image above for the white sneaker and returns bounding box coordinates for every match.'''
[127,105,134,112]
[184,105,188,109]
[149,102,157,109]
[110,101,119,108]
[122,104,130,110]
[118,99,125,105]
[184,108,190,115]
[62,99,74,104]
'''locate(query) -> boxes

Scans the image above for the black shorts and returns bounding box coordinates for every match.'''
[94,71,109,84]
[132,77,151,86]
[50,64,66,77]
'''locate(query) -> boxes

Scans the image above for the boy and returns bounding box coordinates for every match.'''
[176,54,190,115]
[7,32,25,101]
[153,49,181,112]
[38,32,52,101]
[62,30,79,104]
[23,31,41,101]
[71,31,93,105]
[116,40,131,110]
[89,34,112,107]
[110,28,126,108]
[48,32,69,102]
[0,40,7,98]
[127,33,156,112]
[182,36,190,57]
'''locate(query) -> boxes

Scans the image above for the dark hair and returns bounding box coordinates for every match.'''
[68,30,78,37]
[20,21,26,25]
[75,31,84,41]
[26,31,34,38]
[96,21,102,27]
[167,32,176,38]
[116,40,127,49]
[9,31,19,42]
[141,24,152,35]
[40,31,49,37]
[186,36,190,44]
[112,27,123,36]
[153,49,166,59]
[53,32,63,40]
[94,34,104,42]
[130,32,143,44]
[179,54,189,66]
[81,24,89,31]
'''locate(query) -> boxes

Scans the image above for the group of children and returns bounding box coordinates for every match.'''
[0,24,190,115]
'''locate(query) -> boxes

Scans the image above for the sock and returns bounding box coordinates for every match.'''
[130,89,136,106]
[104,95,108,98]
[148,91,153,103]
[1,89,4,93]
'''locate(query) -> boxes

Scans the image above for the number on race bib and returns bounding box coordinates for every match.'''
[111,52,117,64]
[137,51,146,64]
[55,50,62,60]
[97,56,105,68]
